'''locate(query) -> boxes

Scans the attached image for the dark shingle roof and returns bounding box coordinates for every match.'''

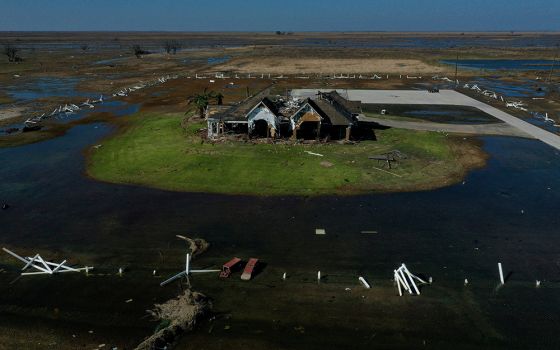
[207,87,272,122]
[322,91,362,115]
[307,98,353,126]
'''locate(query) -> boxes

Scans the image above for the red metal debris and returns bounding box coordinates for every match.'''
[241,258,259,281]
[219,257,242,278]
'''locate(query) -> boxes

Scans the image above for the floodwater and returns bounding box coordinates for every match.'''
[4,76,90,102]
[1,100,560,348]
[12,34,560,52]
[441,59,557,71]
[467,77,547,98]
[362,104,500,124]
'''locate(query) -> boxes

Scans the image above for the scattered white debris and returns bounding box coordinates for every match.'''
[304,151,324,157]
[2,247,93,276]
[394,263,427,296]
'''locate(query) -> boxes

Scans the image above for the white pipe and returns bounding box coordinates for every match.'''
[22,254,40,270]
[36,256,52,273]
[498,262,505,285]
[398,268,412,293]
[3,247,30,264]
[185,253,190,275]
[394,271,403,296]
[358,276,371,289]
[52,260,67,273]
[406,270,421,295]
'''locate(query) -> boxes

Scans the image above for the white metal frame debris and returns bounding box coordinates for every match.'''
[160,253,220,286]
[394,263,427,296]
[2,247,93,276]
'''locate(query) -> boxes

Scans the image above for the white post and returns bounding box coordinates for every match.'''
[317,271,321,283]
[185,253,190,275]
[395,271,403,296]
[85,266,89,276]
[282,272,287,280]
[118,267,123,276]
[358,276,371,289]
[498,263,505,285]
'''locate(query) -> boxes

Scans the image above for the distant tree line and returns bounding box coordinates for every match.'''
[275,31,294,35]
[163,40,182,55]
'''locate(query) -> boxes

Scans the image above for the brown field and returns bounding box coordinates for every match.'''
[214,57,450,74]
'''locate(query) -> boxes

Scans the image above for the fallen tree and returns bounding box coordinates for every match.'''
[135,290,211,350]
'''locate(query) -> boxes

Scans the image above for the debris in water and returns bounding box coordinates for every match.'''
[241,258,259,281]
[315,228,326,235]
[136,290,210,350]
[359,276,371,289]
[394,263,427,296]
[2,247,93,276]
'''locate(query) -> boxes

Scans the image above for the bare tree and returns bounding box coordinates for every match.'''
[163,40,181,55]
[132,45,150,58]
[3,44,21,62]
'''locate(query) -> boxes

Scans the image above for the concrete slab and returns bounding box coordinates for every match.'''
[291,89,560,150]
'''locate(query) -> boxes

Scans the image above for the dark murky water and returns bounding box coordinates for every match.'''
[1,111,560,347]
[468,77,547,98]
[441,59,557,71]
[13,35,560,52]
[4,76,90,102]
[362,104,500,124]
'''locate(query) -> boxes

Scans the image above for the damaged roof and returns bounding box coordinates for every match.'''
[307,98,354,126]
[321,91,362,115]
[207,87,272,122]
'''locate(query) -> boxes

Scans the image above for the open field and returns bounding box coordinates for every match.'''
[87,112,486,195]
[214,57,449,74]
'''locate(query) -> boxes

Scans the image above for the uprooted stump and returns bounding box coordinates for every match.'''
[135,290,211,350]
[182,237,209,257]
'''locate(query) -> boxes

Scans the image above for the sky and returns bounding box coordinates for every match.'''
[0,0,559,32]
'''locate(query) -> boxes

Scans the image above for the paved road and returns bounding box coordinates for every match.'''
[292,89,560,150]
[359,116,530,138]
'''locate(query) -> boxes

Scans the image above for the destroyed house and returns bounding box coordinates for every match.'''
[206,90,377,141]
[291,98,354,140]
[246,97,283,138]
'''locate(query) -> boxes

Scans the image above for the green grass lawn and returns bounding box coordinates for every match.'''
[87,113,483,195]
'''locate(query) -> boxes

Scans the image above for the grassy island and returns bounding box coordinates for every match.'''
[87,113,486,195]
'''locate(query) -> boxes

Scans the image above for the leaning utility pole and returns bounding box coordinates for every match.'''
[455,52,459,84]
[546,53,557,84]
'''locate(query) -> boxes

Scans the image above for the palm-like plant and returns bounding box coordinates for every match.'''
[187,88,212,118]
[187,89,224,118]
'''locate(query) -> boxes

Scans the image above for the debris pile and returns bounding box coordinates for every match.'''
[135,290,211,350]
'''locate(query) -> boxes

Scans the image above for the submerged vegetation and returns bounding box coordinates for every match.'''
[87,113,486,195]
